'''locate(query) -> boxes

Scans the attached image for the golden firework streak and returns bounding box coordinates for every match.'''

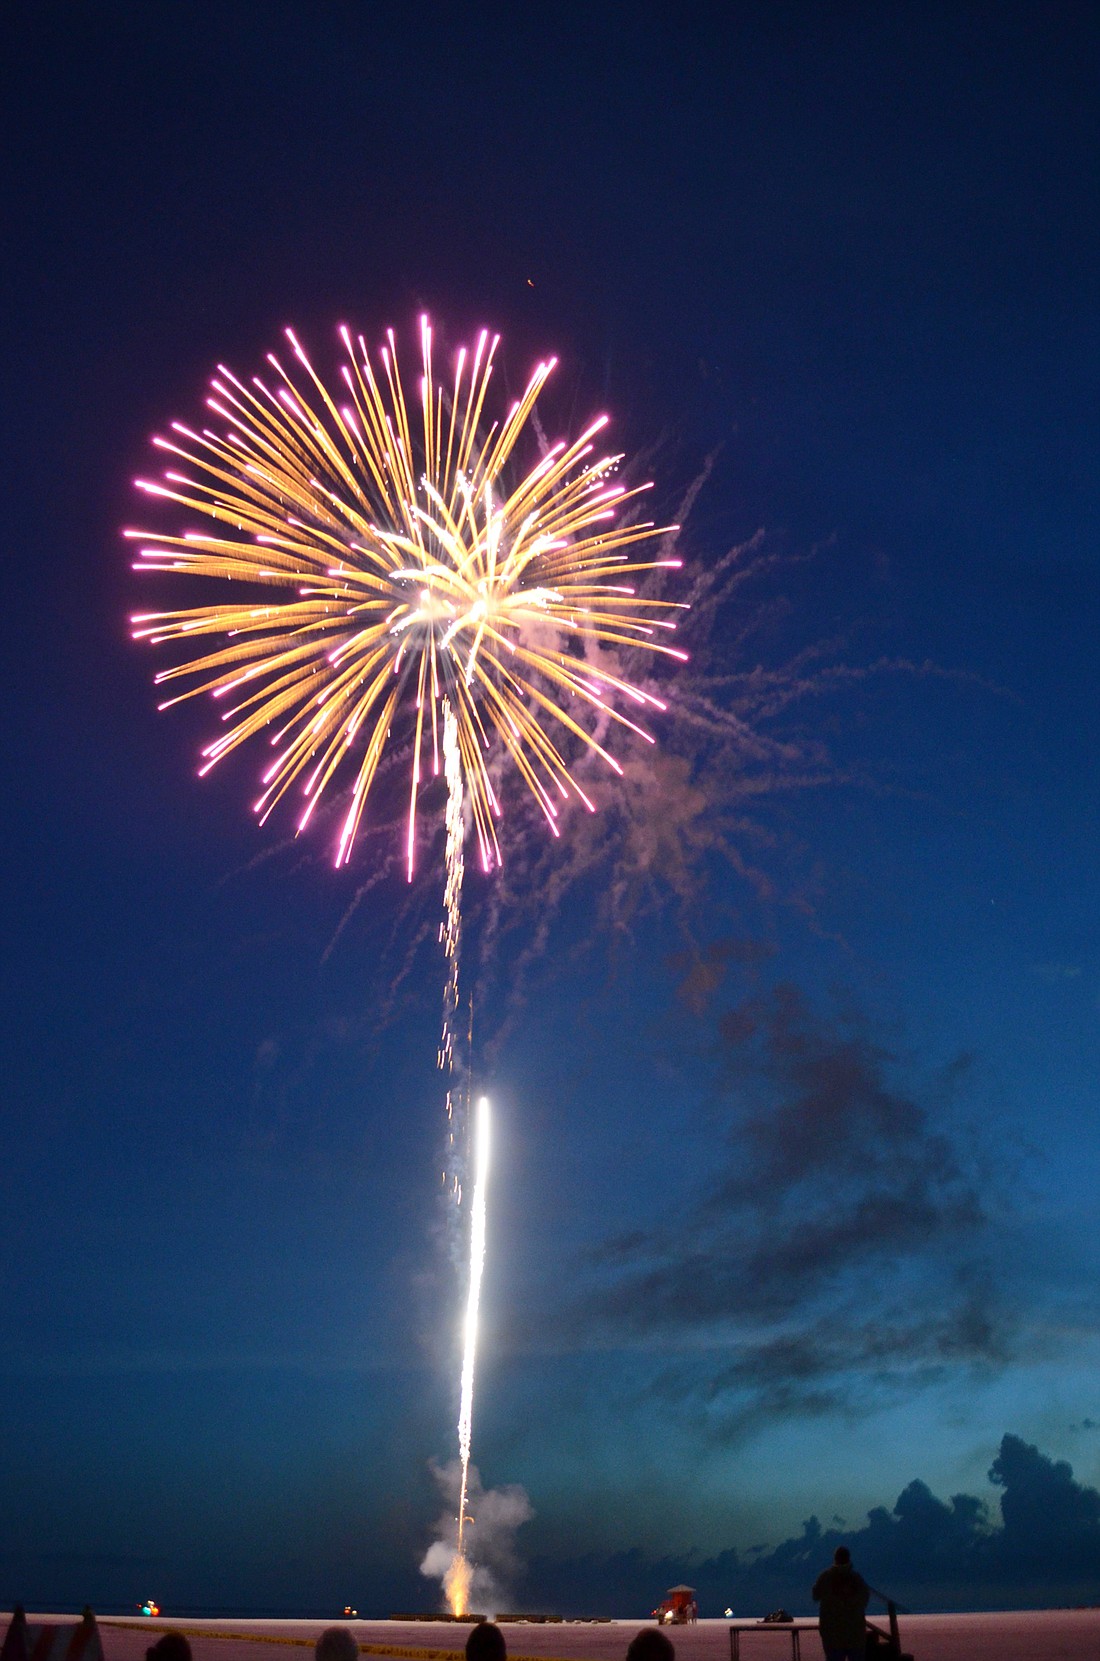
[129,318,685,874]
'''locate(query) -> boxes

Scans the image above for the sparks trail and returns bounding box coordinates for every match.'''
[129,317,686,875]
[438,708,481,1617]
[129,317,684,1620]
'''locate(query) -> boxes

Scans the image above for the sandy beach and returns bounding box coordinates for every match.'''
[42,1612,1094,1661]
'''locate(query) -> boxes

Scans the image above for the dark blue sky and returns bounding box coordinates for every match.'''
[2,0,1099,1618]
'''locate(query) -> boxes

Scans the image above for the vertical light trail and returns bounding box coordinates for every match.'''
[450,1093,491,1614]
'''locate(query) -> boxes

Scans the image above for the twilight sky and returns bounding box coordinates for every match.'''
[2,0,1099,1618]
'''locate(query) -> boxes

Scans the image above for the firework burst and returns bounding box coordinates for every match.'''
[129,318,686,877]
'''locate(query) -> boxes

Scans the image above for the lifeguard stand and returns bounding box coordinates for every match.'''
[653,1586,697,1625]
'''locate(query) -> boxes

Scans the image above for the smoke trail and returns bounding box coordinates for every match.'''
[420,1458,534,1617]
[435,701,493,1613]
[440,698,466,1201]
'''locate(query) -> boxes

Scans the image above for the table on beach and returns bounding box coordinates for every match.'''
[727,1621,814,1661]
[726,1621,809,1661]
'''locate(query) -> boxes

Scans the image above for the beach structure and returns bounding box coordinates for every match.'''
[653,1586,698,1625]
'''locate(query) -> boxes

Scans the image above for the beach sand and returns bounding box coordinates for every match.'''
[61,1612,1100,1661]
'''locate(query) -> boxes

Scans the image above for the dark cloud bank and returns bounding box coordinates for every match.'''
[522,1434,1100,1615]
[507,985,1100,1614]
[4,1434,1097,1616]
[570,980,1013,1438]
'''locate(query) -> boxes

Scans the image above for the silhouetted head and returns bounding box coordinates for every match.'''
[465,1623,506,1661]
[146,1634,192,1661]
[626,1629,676,1661]
[833,1547,851,1567]
[315,1629,359,1661]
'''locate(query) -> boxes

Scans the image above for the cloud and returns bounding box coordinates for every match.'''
[520,1434,1100,1615]
[569,985,1011,1430]
[989,1434,1100,1574]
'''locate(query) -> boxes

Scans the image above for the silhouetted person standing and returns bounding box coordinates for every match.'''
[812,1546,869,1661]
